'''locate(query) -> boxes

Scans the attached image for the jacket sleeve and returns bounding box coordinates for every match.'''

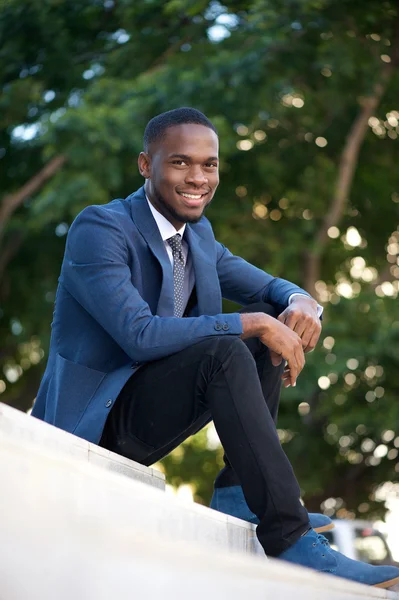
[216,242,311,313]
[62,206,243,363]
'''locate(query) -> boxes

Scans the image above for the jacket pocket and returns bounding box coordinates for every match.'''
[47,353,106,432]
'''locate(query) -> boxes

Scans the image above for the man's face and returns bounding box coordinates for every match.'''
[138,123,219,229]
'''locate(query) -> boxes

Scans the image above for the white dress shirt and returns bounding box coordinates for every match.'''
[146,197,322,318]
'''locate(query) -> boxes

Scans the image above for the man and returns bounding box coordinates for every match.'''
[32,108,399,588]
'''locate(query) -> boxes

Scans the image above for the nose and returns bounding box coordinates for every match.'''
[185,165,208,187]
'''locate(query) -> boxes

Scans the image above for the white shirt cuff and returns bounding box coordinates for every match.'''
[288,293,323,318]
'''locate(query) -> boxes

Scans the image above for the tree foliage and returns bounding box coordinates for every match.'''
[1,0,399,518]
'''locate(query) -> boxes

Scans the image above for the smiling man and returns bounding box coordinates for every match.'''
[32,108,399,589]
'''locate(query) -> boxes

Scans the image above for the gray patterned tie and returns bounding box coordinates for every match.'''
[167,233,185,317]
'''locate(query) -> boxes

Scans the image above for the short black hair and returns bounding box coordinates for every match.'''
[143,107,218,152]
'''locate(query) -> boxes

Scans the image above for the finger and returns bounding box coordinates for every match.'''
[296,342,305,374]
[281,367,292,384]
[304,326,321,353]
[300,323,315,350]
[277,311,288,324]
[293,319,307,339]
[291,343,304,383]
[287,351,298,386]
[290,366,297,386]
[270,350,283,366]
[292,331,306,383]
[303,332,316,352]
[284,310,301,331]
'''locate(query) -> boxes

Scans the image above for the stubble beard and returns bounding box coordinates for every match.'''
[152,183,212,225]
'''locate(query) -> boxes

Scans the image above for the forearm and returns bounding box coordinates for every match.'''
[216,243,311,310]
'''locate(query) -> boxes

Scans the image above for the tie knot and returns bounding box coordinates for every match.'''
[167,233,183,254]
[167,233,185,267]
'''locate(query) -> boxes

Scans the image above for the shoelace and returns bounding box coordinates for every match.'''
[312,534,330,558]
[317,534,330,547]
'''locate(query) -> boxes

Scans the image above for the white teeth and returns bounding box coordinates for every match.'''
[180,193,202,199]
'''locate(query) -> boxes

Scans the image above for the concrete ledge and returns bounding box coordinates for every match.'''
[0,419,259,556]
[0,402,259,555]
[0,429,397,600]
[0,402,165,490]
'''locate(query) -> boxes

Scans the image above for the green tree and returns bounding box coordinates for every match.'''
[1,0,398,518]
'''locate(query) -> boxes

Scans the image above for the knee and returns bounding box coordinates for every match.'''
[203,335,253,365]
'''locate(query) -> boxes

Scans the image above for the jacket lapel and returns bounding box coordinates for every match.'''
[129,187,175,317]
[184,225,221,316]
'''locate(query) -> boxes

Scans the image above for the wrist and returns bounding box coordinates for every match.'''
[240,312,272,339]
[290,295,317,308]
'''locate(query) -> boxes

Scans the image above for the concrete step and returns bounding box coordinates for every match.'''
[0,402,165,491]
[0,402,260,555]
[0,416,398,600]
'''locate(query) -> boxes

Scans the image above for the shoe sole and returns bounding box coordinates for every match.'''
[314,522,334,534]
[374,576,399,589]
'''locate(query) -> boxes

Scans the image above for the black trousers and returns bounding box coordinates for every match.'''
[100,303,310,556]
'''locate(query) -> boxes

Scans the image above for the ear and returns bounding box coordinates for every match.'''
[138,152,151,178]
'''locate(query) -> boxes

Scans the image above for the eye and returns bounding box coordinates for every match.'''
[171,160,187,166]
[205,162,218,168]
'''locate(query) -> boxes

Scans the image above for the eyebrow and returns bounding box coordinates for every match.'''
[169,153,219,162]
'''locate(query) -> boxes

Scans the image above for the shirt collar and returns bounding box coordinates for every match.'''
[146,196,186,241]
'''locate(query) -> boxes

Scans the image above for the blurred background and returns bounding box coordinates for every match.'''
[1,0,398,558]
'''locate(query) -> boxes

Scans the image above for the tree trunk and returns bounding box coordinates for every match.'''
[0,154,66,284]
[304,14,399,295]
[0,154,66,244]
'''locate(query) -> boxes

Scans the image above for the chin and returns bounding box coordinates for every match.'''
[185,215,203,224]
[182,205,207,221]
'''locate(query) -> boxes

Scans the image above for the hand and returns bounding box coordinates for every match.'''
[273,296,321,388]
[259,315,305,387]
[277,296,321,353]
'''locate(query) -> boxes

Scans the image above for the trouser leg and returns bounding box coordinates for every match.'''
[215,302,284,489]
[100,334,309,556]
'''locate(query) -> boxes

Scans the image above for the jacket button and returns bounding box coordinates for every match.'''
[105,399,113,408]
[222,323,230,331]
[214,323,222,331]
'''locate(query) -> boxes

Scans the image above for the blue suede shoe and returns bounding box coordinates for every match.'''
[279,529,399,588]
[210,485,334,533]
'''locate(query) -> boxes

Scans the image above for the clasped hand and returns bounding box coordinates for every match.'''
[260,298,322,388]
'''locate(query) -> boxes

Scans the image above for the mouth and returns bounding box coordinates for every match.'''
[177,191,209,207]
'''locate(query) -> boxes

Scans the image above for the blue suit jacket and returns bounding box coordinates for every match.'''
[32,186,310,443]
